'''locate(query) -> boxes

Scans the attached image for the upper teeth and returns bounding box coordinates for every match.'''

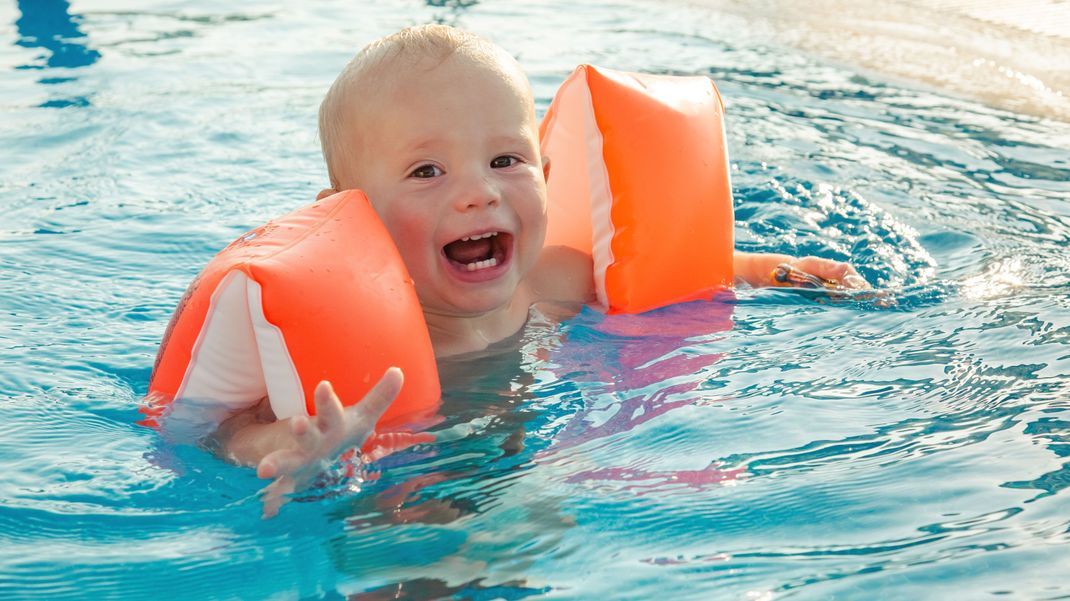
[461,232,498,242]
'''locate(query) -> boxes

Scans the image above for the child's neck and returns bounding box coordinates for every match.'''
[423,299,531,358]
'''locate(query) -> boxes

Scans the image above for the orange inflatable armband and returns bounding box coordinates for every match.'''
[540,64,735,314]
[145,190,440,437]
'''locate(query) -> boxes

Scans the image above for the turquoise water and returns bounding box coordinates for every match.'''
[3,0,1070,599]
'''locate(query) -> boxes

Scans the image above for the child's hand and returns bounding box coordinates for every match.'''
[256,368,403,518]
[785,256,871,290]
[733,251,871,290]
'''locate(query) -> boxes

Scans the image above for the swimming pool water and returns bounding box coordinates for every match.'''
[2,0,1070,599]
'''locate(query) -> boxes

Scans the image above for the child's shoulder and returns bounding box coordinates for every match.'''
[526,244,595,305]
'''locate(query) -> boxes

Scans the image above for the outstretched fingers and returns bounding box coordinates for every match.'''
[261,475,296,519]
[288,414,323,456]
[258,446,324,482]
[312,380,345,435]
[345,367,404,437]
[255,368,405,519]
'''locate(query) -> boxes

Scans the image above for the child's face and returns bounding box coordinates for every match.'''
[339,54,547,318]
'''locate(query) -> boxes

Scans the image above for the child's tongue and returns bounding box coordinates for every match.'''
[444,237,493,264]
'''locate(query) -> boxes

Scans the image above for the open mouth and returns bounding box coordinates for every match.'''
[442,231,512,273]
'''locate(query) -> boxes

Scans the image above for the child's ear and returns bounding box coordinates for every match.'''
[542,156,551,182]
[316,188,339,201]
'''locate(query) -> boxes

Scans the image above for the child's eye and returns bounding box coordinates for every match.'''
[410,164,443,179]
[490,156,519,169]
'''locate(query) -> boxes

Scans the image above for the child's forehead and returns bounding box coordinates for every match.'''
[380,50,526,95]
[333,46,538,174]
[357,53,533,119]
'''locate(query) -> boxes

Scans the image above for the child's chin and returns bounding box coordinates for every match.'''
[447,281,517,315]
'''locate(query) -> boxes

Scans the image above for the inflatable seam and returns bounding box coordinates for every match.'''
[175,270,242,402]
[246,276,305,419]
[175,270,268,410]
[580,66,615,310]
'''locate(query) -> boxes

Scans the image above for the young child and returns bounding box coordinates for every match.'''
[214,25,868,516]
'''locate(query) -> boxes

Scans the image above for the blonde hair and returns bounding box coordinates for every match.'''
[318,25,517,190]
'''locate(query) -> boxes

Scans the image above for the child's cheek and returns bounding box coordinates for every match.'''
[384,206,438,271]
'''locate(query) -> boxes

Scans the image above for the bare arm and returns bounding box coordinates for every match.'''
[529,244,596,304]
[211,398,298,467]
[733,250,870,289]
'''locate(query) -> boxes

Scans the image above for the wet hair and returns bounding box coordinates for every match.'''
[318,24,521,190]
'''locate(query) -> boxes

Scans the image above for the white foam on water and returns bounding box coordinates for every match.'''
[675,0,1070,121]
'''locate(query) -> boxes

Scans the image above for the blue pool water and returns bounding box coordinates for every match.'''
[3,1,1070,599]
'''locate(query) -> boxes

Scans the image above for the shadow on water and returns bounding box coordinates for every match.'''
[426,0,479,26]
[351,577,548,600]
[15,0,99,108]
[16,0,100,70]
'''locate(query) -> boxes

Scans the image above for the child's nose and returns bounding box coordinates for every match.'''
[453,171,500,211]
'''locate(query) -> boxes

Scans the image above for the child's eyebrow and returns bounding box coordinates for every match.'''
[400,133,535,157]
[401,138,447,154]
[490,133,533,147]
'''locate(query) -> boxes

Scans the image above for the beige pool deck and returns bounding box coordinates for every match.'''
[680,0,1070,121]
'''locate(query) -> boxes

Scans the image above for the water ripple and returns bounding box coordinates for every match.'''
[3,0,1070,598]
